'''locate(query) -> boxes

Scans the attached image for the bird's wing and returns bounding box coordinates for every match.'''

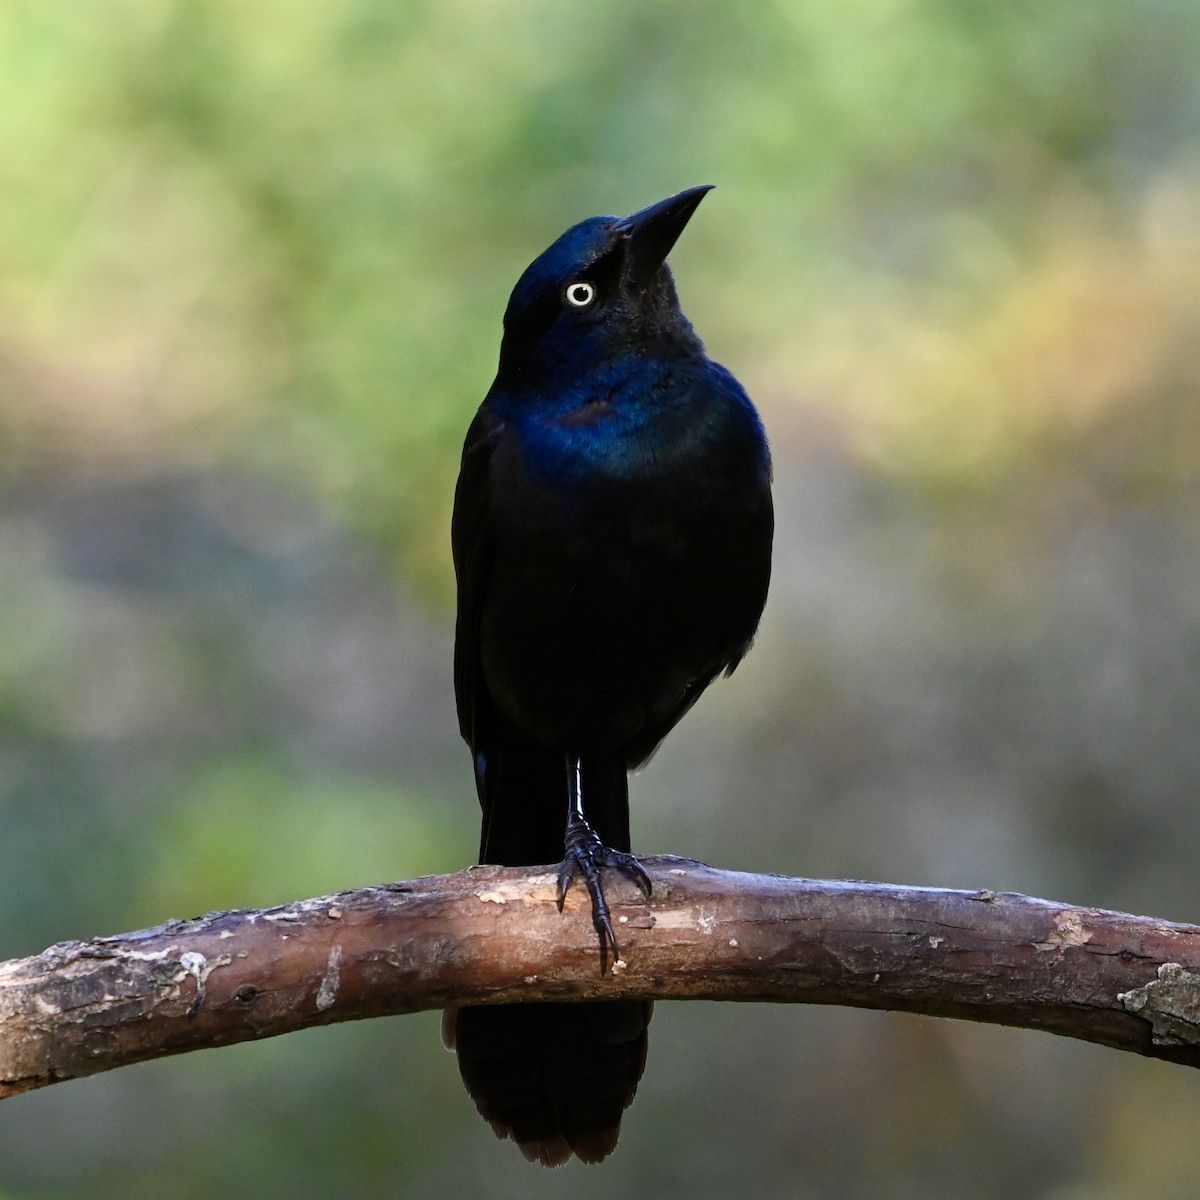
[451,406,505,796]
[451,407,574,864]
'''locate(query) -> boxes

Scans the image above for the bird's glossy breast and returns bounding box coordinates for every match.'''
[480,405,770,754]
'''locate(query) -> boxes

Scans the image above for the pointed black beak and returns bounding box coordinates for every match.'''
[615,185,713,289]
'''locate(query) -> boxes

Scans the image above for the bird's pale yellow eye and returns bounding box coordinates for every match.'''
[564,281,595,309]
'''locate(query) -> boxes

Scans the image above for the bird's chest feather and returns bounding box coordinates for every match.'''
[471,365,770,750]
[490,399,732,582]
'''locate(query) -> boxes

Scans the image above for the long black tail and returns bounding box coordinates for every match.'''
[448,731,652,1167]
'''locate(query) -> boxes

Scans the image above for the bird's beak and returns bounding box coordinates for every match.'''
[615,185,713,289]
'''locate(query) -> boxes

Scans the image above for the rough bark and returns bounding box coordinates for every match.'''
[3,857,1200,1098]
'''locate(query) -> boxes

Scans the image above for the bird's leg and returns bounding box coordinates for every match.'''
[557,756,652,975]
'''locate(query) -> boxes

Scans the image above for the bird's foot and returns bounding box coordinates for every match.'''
[557,819,652,976]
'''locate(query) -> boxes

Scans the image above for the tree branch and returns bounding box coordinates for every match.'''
[4,857,1200,1098]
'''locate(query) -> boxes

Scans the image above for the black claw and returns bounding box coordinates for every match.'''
[557,819,652,975]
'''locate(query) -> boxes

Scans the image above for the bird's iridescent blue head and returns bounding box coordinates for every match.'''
[497,186,712,385]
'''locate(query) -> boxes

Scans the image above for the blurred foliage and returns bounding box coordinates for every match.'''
[3,1,1200,1198]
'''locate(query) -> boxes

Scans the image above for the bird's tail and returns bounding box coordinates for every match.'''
[448,733,651,1166]
[446,997,651,1167]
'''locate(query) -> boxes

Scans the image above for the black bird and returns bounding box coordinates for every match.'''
[446,186,773,1166]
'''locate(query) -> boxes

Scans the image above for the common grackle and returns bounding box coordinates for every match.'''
[445,186,773,1166]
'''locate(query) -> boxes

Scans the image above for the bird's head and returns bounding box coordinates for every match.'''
[496,186,712,387]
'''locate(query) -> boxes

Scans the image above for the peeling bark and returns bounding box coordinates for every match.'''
[3,857,1200,1098]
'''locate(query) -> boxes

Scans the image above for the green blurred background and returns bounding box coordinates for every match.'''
[3,1,1200,1196]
